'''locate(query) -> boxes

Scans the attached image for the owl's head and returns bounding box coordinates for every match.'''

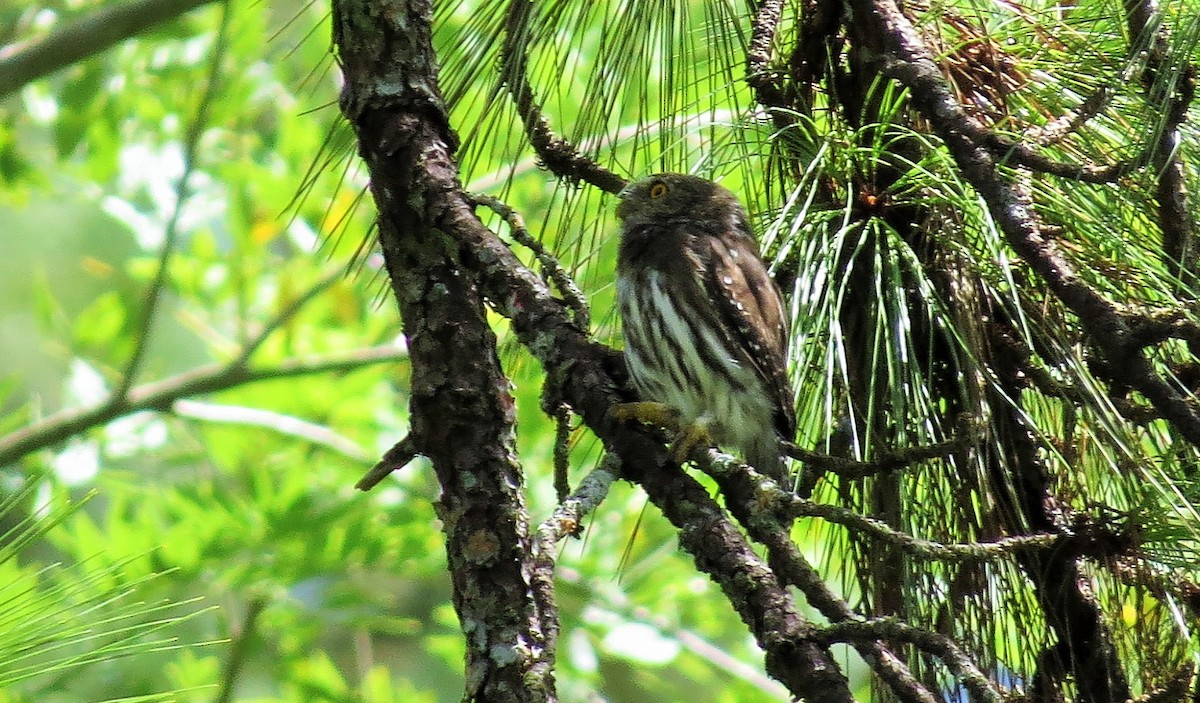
[616,173,740,226]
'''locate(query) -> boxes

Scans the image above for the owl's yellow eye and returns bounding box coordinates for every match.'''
[648,182,669,199]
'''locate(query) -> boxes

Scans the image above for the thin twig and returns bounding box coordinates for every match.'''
[788,498,1062,562]
[355,435,420,491]
[0,0,216,96]
[0,345,406,466]
[983,132,1136,183]
[233,270,346,367]
[552,403,572,501]
[1027,85,1112,145]
[783,429,972,479]
[535,455,619,552]
[526,457,618,689]
[114,0,232,399]
[809,619,1004,703]
[469,193,590,330]
[213,596,266,703]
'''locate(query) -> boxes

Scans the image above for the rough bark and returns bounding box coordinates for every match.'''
[333,2,553,700]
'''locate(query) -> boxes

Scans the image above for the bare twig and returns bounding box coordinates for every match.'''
[115,0,232,400]
[983,132,1136,183]
[787,497,1062,562]
[1028,85,1112,145]
[233,270,346,367]
[0,345,406,466]
[552,403,572,501]
[810,619,1004,703]
[783,424,974,479]
[535,456,618,551]
[528,456,620,671]
[355,435,421,491]
[213,596,266,703]
[469,193,590,330]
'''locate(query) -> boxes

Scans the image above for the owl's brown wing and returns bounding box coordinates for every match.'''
[700,233,797,441]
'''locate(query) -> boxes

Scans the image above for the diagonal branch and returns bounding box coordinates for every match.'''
[530,457,619,666]
[499,0,626,193]
[696,451,942,703]
[810,619,1003,703]
[0,345,406,467]
[114,0,232,400]
[451,132,860,703]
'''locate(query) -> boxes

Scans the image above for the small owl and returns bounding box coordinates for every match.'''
[614,173,796,482]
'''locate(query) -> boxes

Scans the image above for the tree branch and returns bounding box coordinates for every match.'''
[0,0,217,97]
[499,0,626,192]
[114,0,231,400]
[0,345,406,466]
[1123,0,1198,286]
[529,456,619,669]
[787,496,1062,563]
[470,193,590,330]
[695,450,942,703]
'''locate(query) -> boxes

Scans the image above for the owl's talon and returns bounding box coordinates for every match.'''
[669,422,714,464]
[608,401,681,432]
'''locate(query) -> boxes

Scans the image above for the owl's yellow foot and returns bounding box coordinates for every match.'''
[609,403,715,464]
[669,421,713,464]
[608,401,681,431]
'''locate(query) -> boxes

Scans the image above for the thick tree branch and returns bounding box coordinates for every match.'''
[697,449,1012,703]
[987,323,1131,703]
[0,0,216,97]
[336,10,861,695]
[746,0,794,129]
[333,2,556,701]
[620,447,854,702]
[451,136,860,703]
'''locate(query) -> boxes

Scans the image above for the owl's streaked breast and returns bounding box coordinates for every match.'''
[617,267,775,447]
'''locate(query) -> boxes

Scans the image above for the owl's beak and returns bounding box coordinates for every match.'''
[616,181,633,199]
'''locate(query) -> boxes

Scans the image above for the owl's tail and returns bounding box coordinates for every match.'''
[747,434,790,489]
